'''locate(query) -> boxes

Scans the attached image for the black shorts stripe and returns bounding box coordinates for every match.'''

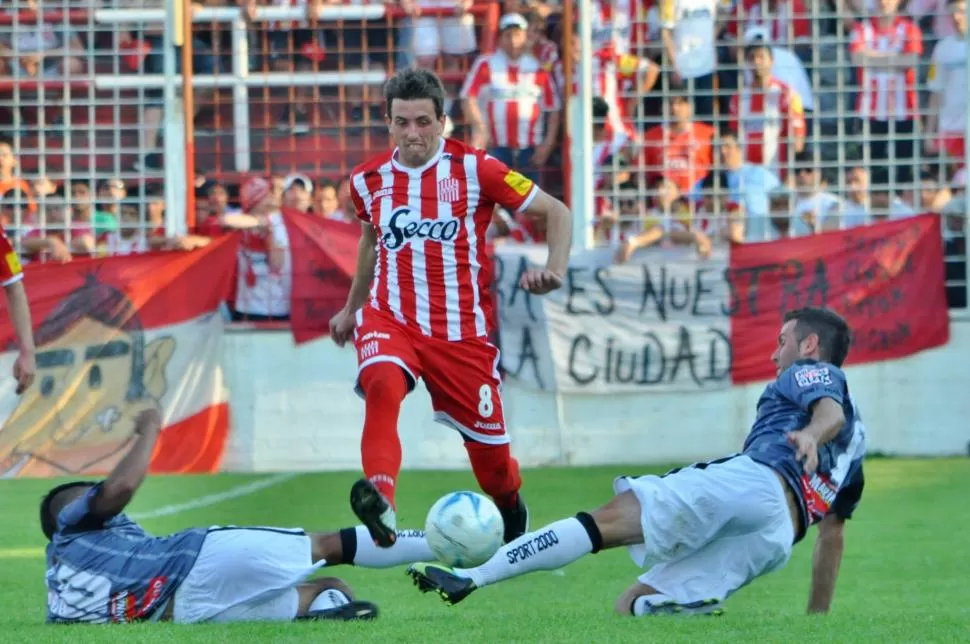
[205,526,307,536]
[661,454,741,478]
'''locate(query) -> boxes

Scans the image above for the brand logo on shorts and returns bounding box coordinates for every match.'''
[382,207,460,251]
[795,366,832,388]
[360,331,391,342]
[360,341,380,359]
[474,421,502,431]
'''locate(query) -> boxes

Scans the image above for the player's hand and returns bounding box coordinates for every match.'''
[787,430,819,474]
[329,307,356,347]
[13,349,35,395]
[519,267,563,295]
[133,408,163,437]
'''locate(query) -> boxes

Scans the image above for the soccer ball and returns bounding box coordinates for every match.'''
[424,491,505,568]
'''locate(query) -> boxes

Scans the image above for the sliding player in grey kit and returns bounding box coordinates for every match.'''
[409,307,867,616]
[41,408,435,624]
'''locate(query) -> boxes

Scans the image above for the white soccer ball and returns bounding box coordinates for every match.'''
[424,491,505,568]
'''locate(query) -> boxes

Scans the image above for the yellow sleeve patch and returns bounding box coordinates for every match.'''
[504,171,534,197]
[5,251,22,277]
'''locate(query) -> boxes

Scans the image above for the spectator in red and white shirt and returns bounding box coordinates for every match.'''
[728,33,806,177]
[525,10,561,92]
[849,0,922,186]
[565,21,659,139]
[461,13,561,176]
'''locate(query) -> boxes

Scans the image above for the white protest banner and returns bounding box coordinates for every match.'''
[493,245,732,394]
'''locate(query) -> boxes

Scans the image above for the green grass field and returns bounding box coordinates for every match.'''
[1,459,967,643]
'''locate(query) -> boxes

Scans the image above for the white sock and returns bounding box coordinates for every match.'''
[350,525,434,568]
[455,517,593,588]
[632,594,671,616]
[309,588,349,612]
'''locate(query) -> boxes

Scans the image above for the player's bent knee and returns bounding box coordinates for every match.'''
[589,491,644,549]
[359,363,410,399]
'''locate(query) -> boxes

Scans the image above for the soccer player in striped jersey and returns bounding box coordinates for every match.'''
[329,68,573,550]
[409,307,867,616]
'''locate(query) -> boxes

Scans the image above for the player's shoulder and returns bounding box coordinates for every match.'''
[443,137,488,163]
[781,359,845,387]
[350,151,395,180]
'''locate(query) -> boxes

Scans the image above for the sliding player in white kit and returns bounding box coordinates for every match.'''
[41,409,437,624]
[409,307,867,615]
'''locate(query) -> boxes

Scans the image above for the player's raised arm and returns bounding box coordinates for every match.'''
[90,409,163,518]
[0,231,35,394]
[477,153,572,294]
[521,189,572,283]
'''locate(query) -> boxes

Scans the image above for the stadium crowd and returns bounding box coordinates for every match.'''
[0,0,966,317]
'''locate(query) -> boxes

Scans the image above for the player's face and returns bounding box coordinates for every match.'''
[772,319,820,373]
[388,98,446,168]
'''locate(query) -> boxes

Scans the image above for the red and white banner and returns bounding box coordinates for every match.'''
[281,208,359,345]
[729,214,949,383]
[494,215,950,392]
[0,235,239,478]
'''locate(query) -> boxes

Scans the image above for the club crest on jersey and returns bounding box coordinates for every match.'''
[382,206,460,251]
[795,366,832,388]
[437,177,461,204]
[504,171,533,197]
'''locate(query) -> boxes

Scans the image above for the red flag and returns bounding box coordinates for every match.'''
[281,208,360,345]
[728,214,949,384]
[0,235,239,477]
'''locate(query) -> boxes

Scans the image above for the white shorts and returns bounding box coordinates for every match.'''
[173,527,326,624]
[613,455,794,605]
[412,16,477,58]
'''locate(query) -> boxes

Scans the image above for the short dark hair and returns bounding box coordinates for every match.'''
[592,96,610,121]
[784,307,852,367]
[383,68,447,120]
[40,481,95,540]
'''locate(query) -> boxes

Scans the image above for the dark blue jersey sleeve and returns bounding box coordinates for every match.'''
[56,484,107,534]
[829,462,865,520]
[777,361,846,411]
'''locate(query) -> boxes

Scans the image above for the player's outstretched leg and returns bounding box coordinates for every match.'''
[353,363,409,547]
[463,440,529,543]
[407,491,644,605]
[313,526,434,569]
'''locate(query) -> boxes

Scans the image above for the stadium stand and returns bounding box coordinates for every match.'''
[0,0,966,316]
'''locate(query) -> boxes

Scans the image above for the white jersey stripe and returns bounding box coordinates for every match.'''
[436,157,462,341]
[378,163,403,322]
[462,153,486,336]
[408,170,432,335]
[353,171,381,307]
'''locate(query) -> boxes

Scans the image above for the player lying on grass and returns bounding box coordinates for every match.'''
[41,409,437,625]
[408,306,868,616]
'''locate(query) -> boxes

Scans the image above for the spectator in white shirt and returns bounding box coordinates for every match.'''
[790,154,842,235]
[925,0,967,165]
[659,0,721,121]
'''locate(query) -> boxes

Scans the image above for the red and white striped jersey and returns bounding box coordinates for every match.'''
[568,52,649,137]
[729,77,806,173]
[532,36,561,94]
[725,0,811,45]
[849,17,923,121]
[461,51,560,150]
[350,138,540,341]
